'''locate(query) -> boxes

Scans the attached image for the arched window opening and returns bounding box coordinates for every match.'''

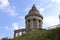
[39,20,42,28]
[27,19,30,23]
[27,19,30,29]
[33,19,36,21]
[33,19,37,28]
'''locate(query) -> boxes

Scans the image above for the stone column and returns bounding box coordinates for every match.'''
[14,31,16,38]
[39,20,42,29]
[18,32,20,37]
[37,19,39,28]
[36,19,38,28]
[26,20,30,29]
[33,19,36,29]
[39,20,41,28]
[21,30,23,35]
[26,20,28,29]
[25,29,29,34]
[30,19,33,28]
[41,21,43,28]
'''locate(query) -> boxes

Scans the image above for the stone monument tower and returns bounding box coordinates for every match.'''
[25,4,43,30]
[14,5,43,38]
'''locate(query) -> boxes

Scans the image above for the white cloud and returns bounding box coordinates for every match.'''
[12,22,25,30]
[37,5,45,13]
[43,16,59,27]
[0,0,18,17]
[37,4,43,8]
[25,8,29,11]
[5,26,9,30]
[51,0,60,3]
[0,0,9,7]
[6,6,18,17]
[38,8,45,13]
[12,22,19,30]
[25,7,31,14]
[39,8,45,12]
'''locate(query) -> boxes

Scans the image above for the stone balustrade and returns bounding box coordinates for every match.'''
[14,28,43,38]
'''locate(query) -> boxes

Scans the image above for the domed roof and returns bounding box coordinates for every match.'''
[25,4,43,19]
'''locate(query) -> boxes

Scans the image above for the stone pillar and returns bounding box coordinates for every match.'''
[33,19,36,28]
[26,20,30,29]
[26,20,28,29]
[25,29,29,34]
[21,30,23,35]
[14,31,16,38]
[30,19,33,28]
[36,19,39,28]
[18,32,20,37]
[39,20,42,29]
[41,21,43,28]
[38,20,40,28]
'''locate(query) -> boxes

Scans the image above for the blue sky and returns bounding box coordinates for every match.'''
[0,0,60,39]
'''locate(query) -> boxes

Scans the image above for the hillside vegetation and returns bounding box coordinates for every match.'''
[14,28,60,40]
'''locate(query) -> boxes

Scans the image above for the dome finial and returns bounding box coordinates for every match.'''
[33,4,35,7]
[32,4,37,11]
